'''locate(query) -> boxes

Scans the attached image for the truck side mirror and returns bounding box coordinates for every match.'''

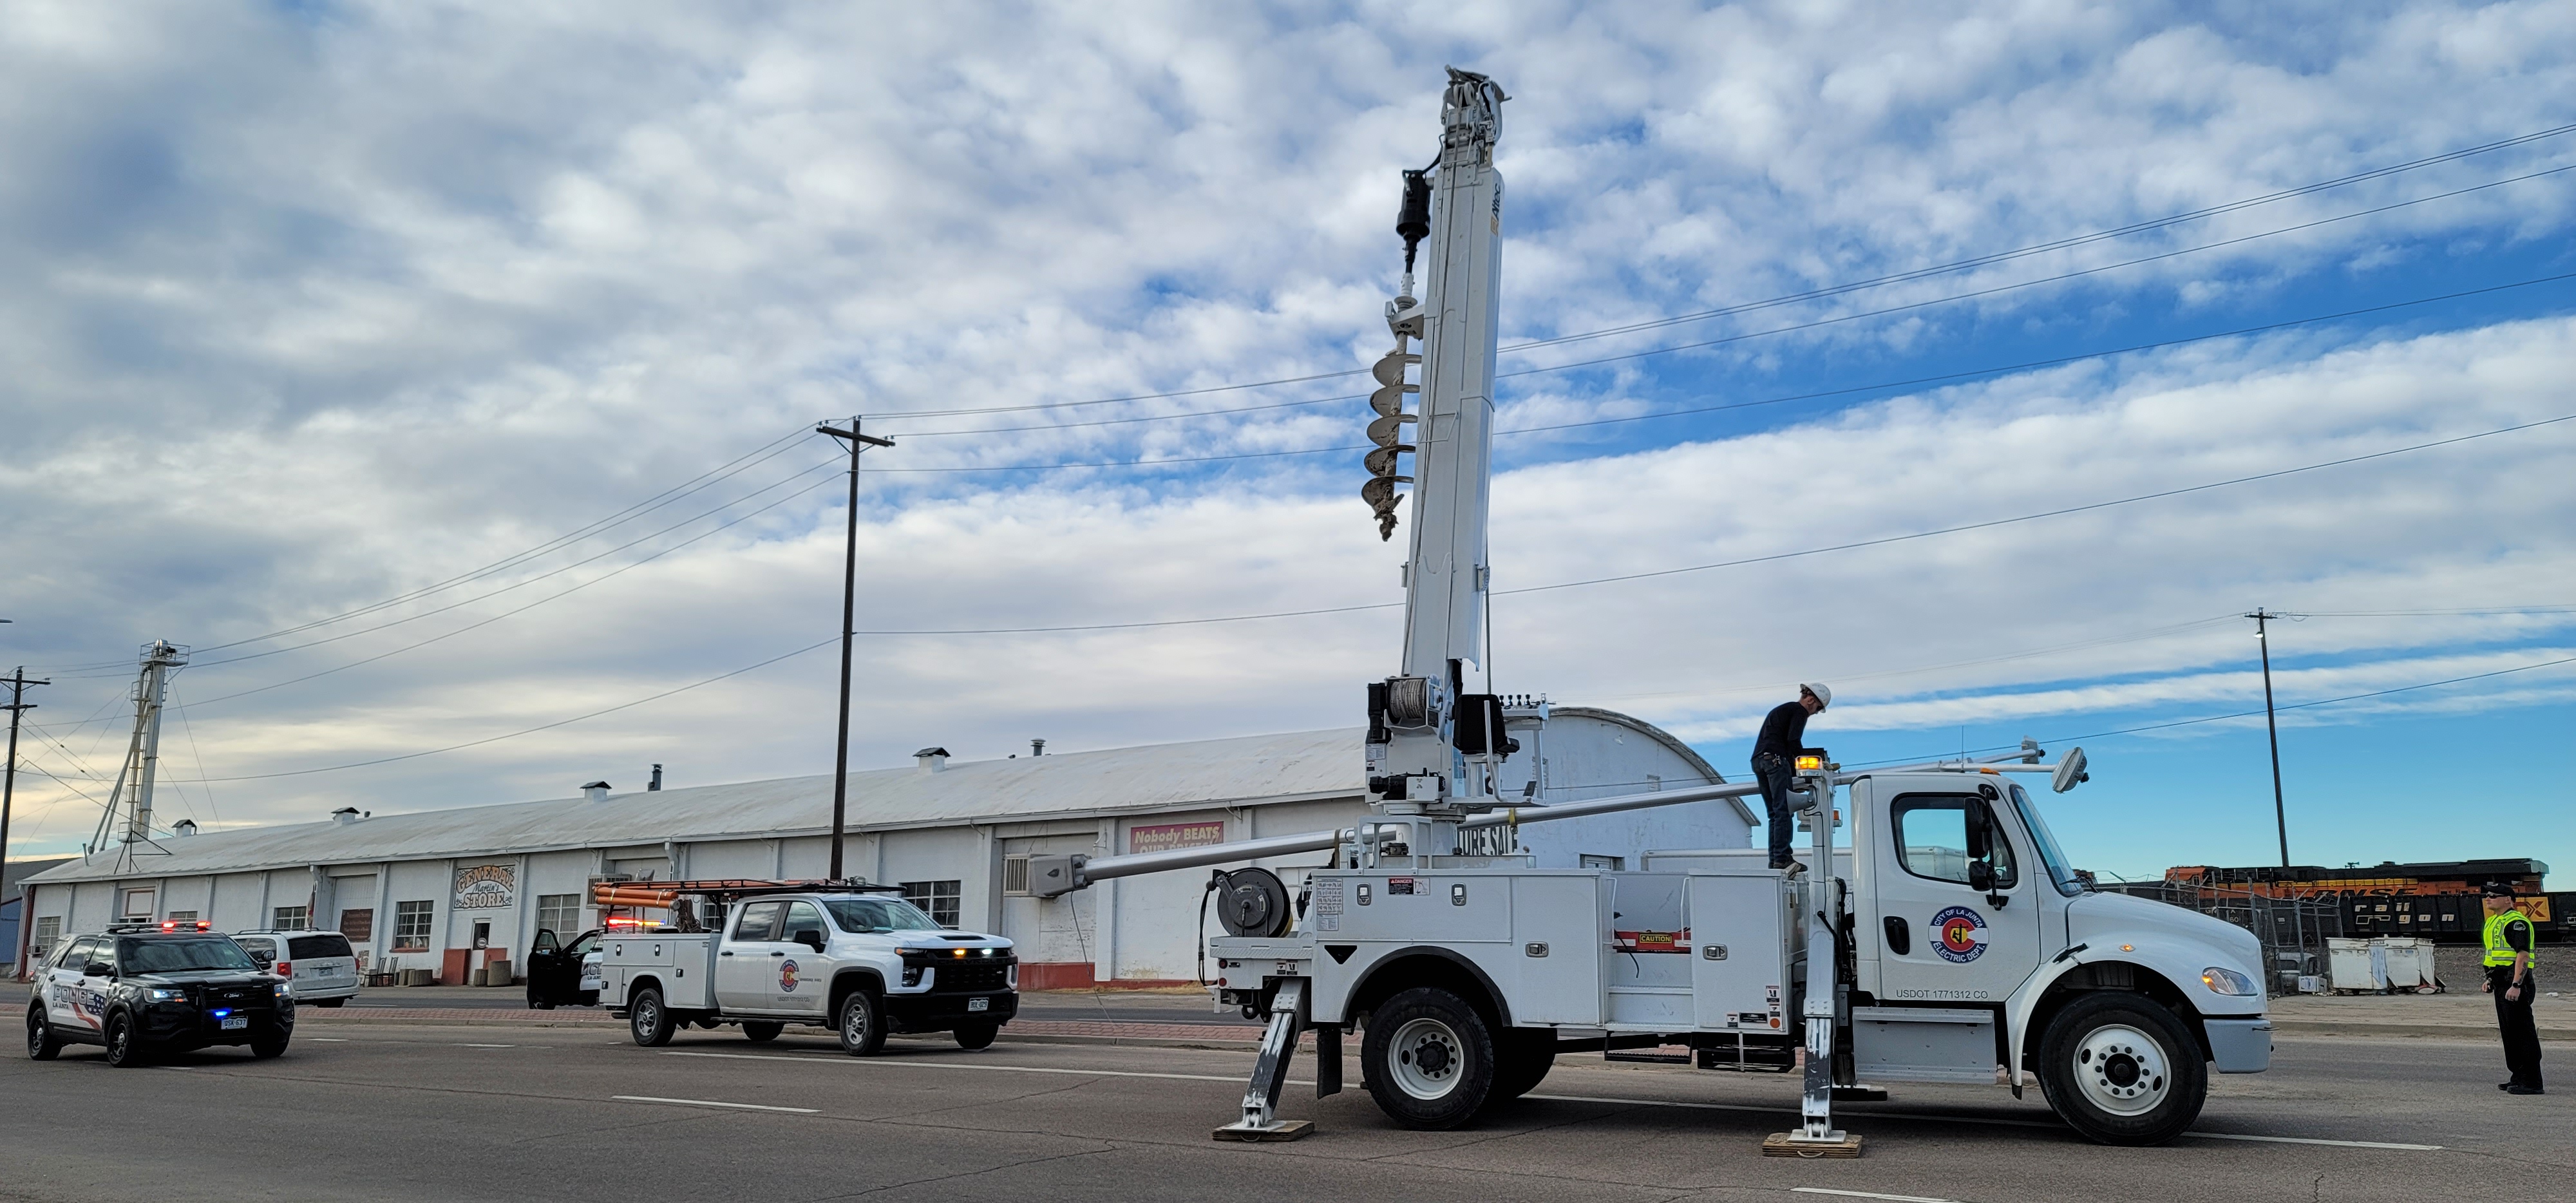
[792,928,827,954]
[1967,862,1995,892]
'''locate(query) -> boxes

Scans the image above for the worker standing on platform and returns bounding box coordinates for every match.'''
[1750,683,1830,872]
[2481,882,2544,1095]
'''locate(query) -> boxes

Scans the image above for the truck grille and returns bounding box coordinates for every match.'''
[935,963,1008,993]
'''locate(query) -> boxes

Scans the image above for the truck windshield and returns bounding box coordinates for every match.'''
[2009,784,2088,897]
[824,898,943,934]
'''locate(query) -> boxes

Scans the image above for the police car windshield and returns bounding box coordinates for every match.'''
[824,898,943,933]
[118,936,260,973]
[2009,784,2088,898]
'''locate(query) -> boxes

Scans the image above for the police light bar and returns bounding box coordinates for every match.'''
[159,920,212,932]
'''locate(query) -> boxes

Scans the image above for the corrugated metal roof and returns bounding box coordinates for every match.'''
[27,727,1361,884]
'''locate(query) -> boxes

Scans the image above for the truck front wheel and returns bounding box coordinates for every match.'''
[1361,987,1495,1130]
[629,986,677,1047]
[2037,993,2208,1146]
[836,989,886,1057]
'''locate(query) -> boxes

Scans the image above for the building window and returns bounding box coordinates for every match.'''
[392,900,434,951]
[164,910,198,922]
[31,916,61,960]
[272,905,311,929]
[339,909,375,943]
[535,893,583,937]
[900,880,961,928]
[1579,854,1625,870]
[120,888,156,919]
[1001,856,1032,896]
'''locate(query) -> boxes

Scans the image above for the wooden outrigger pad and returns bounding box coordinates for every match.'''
[1763,1132,1864,1158]
[1213,1120,1313,1142]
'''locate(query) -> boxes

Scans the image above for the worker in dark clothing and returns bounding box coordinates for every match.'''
[1750,683,1831,871]
[2481,882,2544,1094]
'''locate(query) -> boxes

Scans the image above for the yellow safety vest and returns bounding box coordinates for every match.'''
[2484,908,2537,969]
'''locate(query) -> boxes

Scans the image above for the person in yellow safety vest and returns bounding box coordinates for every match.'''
[2480,882,2544,1095]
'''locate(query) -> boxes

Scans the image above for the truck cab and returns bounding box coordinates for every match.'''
[602,884,1018,1055]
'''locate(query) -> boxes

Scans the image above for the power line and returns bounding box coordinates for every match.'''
[867,120,2576,421]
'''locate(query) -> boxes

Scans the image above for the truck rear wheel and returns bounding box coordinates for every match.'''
[629,985,677,1047]
[1361,987,1495,1130]
[2037,993,2207,1146]
[836,989,886,1057]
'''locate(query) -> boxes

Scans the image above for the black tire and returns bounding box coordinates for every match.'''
[314,998,346,1009]
[2036,993,2209,1146]
[953,1021,999,1050]
[251,1031,290,1059]
[1361,987,1495,1130]
[1486,1027,1557,1107]
[629,985,677,1047]
[526,984,555,1010]
[742,1021,784,1043]
[103,1011,147,1068]
[26,1005,62,1061]
[835,989,886,1057]
[579,990,600,1007]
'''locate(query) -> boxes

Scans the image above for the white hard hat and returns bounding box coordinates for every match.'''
[1801,683,1832,710]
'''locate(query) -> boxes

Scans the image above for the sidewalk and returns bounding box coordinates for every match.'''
[2267,988,2576,1039]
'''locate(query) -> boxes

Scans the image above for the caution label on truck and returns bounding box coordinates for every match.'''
[1613,929,1692,953]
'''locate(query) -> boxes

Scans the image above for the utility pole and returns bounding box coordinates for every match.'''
[4,666,50,897]
[815,418,893,882]
[2248,611,2290,869]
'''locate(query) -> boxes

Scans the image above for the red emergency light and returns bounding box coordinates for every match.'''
[158,920,211,932]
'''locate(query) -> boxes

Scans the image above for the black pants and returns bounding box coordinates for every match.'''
[2492,965,2544,1088]
[1752,753,1796,867]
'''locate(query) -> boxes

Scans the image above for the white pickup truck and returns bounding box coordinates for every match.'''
[600,884,1018,1054]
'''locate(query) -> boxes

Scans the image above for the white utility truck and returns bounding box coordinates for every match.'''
[594,880,1018,1054]
[1027,68,2272,1151]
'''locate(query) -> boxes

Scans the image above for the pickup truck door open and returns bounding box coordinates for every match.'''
[718,901,790,1014]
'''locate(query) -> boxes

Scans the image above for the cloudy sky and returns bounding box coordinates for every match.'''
[4,1,2573,881]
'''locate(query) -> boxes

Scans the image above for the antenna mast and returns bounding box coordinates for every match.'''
[95,639,187,870]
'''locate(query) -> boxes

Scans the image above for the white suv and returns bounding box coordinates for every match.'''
[232,930,361,1007]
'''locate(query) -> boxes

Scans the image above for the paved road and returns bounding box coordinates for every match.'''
[3,1023,2564,1202]
[346,986,1265,1027]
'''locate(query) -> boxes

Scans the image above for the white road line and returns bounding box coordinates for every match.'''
[654,1054,2439,1151]
[459,1043,516,1048]
[1793,1189,1958,1203]
[613,1095,819,1113]
[2185,1132,2444,1151]
[307,1037,350,1042]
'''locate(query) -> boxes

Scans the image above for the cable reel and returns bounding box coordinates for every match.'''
[1211,867,1294,939]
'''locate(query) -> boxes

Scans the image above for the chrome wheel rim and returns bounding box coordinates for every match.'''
[1387,1016,1466,1101]
[2073,1023,2169,1117]
[632,998,658,1036]
[843,1000,871,1045]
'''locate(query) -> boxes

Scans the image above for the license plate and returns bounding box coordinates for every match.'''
[220,1016,249,1030]
[967,997,990,1012]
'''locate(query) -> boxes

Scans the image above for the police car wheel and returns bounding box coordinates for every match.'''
[26,1005,62,1061]
[103,1012,147,1068]
[742,1021,784,1043]
[629,987,677,1047]
[251,1032,289,1059]
[1361,987,1495,1130]
[837,990,886,1057]
[2038,993,2206,1145]
[954,1021,998,1050]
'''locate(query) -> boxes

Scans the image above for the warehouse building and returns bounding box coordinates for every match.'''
[15,707,1750,988]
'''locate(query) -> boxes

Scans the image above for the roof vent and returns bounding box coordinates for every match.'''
[913,747,949,775]
[330,807,362,824]
[583,780,612,802]
[174,819,198,837]
[1030,739,1045,757]
[649,763,663,791]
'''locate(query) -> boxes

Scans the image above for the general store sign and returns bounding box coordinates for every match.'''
[453,864,516,910]
[1128,820,1226,857]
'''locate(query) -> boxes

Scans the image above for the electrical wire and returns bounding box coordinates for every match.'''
[867,120,2576,421]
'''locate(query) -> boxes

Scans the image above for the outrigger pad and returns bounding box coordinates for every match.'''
[1762,1132,1863,1159]
[1213,1119,1314,1142]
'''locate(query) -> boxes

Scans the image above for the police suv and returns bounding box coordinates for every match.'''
[600,882,1016,1054]
[26,921,294,1066]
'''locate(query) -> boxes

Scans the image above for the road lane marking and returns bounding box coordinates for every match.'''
[459,1043,516,1048]
[307,1037,350,1042]
[1794,1190,1958,1203]
[614,1095,819,1113]
[2185,1132,2443,1151]
[656,1054,2439,1151]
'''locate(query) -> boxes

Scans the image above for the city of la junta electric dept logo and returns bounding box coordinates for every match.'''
[779,959,800,992]
[1931,905,1989,963]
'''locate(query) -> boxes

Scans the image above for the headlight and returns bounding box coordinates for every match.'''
[149,988,184,1002]
[274,981,294,997]
[2201,966,2257,996]
[901,965,923,987]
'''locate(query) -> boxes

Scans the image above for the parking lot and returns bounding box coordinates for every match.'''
[3,1009,2564,1203]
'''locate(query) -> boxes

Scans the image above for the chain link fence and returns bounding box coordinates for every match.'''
[2096,881,2349,997]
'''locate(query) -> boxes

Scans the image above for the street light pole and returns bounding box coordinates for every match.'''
[815,419,893,882]
[2248,610,2290,869]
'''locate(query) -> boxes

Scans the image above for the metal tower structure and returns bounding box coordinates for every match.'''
[93,639,188,871]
